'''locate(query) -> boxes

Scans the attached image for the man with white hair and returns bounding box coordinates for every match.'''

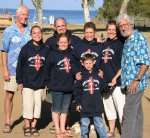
[1,5,30,133]
[117,14,150,138]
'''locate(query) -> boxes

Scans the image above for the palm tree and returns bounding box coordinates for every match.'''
[119,0,130,15]
[32,0,43,24]
[82,0,95,22]
[20,0,23,6]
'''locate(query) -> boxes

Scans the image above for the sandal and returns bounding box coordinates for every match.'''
[49,125,55,134]
[31,127,40,136]
[24,127,31,137]
[62,130,73,137]
[3,124,12,133]
[107,132,115,138]
[55,132,62,138]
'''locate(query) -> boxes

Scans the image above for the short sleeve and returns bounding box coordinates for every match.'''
[134,37,150,66]
[1,29,11,52]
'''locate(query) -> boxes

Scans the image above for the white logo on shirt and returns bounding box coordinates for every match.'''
[11,36,21,43]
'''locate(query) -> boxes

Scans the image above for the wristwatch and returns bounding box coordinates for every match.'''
[134,78,141,82]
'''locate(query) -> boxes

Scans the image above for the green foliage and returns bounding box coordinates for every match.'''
[88,0,95,7]
[128,0,150,17]
[97,0,150,20]
[32,0,42,8]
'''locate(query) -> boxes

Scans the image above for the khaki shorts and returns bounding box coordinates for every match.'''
[22,88,43,119]
[4,76,18,92]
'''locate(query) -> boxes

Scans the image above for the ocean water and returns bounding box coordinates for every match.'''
[0,8,97,24]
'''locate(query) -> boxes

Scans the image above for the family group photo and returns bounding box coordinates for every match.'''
[0,0,150,138]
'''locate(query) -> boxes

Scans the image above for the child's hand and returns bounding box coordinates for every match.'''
[3,69,10,81]
[109,77,117,86]
[98,69,103,78]
[75,72,82,80]
[76,105,81,112]
[18,84,23,94]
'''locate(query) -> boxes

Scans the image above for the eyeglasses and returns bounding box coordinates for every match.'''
[119,23,130,28]
[56,25,66,28]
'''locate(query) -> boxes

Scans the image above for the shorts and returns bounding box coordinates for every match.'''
[4,76,18,92]
[22,88,44,119]
[51,91,72,113]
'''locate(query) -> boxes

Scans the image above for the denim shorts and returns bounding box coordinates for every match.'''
[51,91,72,113]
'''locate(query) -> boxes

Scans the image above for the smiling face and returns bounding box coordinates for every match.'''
[107,24,117,40]
[118,19,133,38]
[57,36,69,50]
[82,59,95,71]
[84,28,95,41]
[31,27,42,43]
[16,6,29,26]
[55,19,67,34]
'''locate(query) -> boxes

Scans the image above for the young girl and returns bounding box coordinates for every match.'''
[16,25,49,137]
[46,33,77,138]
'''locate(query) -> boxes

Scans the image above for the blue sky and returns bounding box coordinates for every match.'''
[0,0,103,10]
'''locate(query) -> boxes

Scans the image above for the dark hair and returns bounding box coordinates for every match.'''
[30,25,43,44]
[81,53,96,62]
[56,33,71,45]
[30,25,43,34]
[83,22,96,32]
[106,20,123,40]
[106,20,117,30]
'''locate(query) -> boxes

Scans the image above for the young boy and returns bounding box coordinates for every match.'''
[73,53,107,138]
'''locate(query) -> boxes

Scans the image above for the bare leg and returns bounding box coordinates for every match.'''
[31,118,37,128]
[60,113,73,137]
[108,119,116,137]
[4,91,14,125]
[60,113,67,132]
[24,118,31,136]
[24,118,31,128]
[52,112,60,133]
[31,118,40,136]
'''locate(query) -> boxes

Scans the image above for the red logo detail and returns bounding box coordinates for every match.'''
[88,77,94,94]
[102,51,111,63]
[64,57,71,73]
[34,54,41,71]
[87,49,91,53]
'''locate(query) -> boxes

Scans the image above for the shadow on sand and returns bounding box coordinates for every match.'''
[37,101,52,130]
[144,96,150,102]
[11,115,23,129]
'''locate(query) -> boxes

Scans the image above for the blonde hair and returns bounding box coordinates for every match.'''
[16,5,29,14]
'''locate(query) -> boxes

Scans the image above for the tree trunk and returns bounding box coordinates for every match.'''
[82,0,91,22]
[32,0,43,24]
[119,0,130,15]
[20,0,23,6]
[36,7,42,24]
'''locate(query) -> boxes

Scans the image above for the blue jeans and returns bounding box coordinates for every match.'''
[81,116,107,138]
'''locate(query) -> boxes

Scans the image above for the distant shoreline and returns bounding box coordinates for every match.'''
[0,8,97,24]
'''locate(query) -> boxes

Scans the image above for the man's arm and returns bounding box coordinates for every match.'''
[1,52,10,81]
[129,64,149,94]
